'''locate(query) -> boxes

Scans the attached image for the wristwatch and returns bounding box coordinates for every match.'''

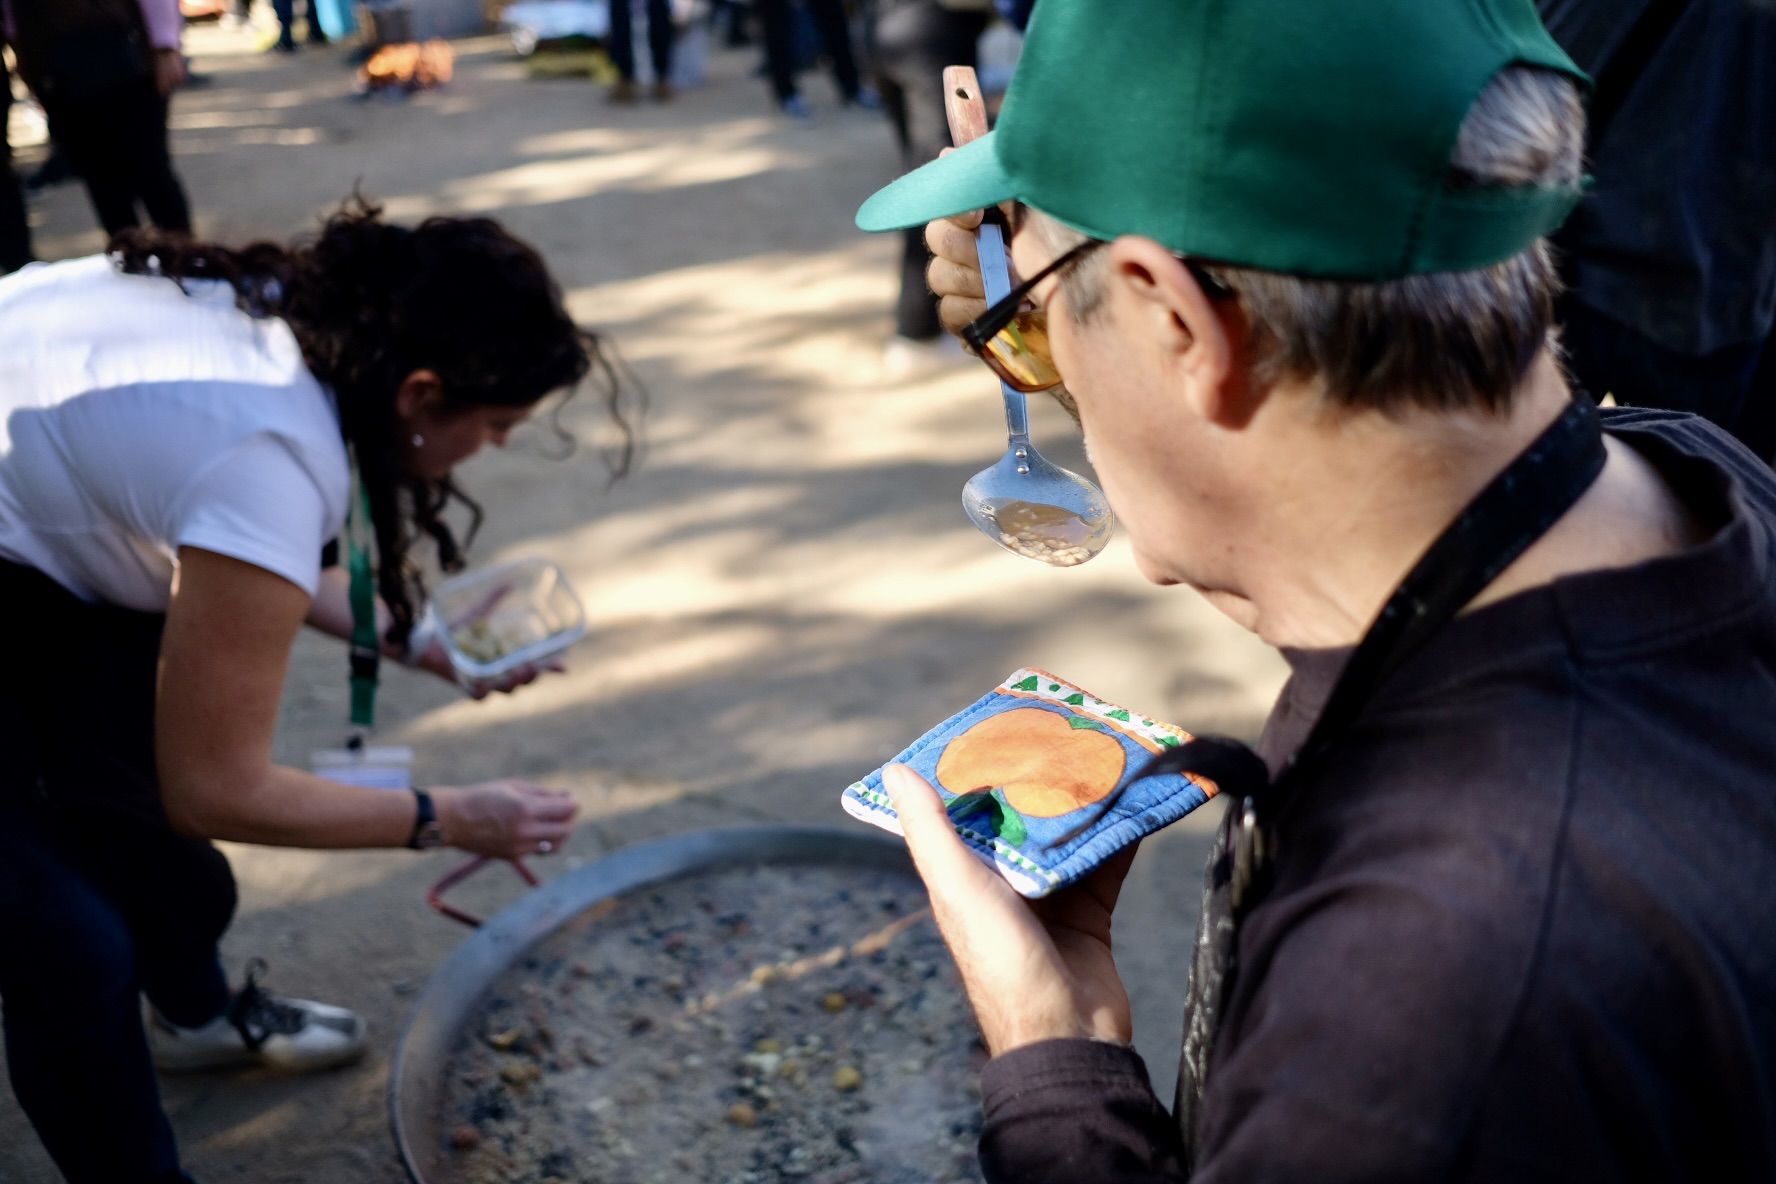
[408,788,445,850]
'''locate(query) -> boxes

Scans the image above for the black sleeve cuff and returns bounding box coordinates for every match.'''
[978,1039,1189,1184]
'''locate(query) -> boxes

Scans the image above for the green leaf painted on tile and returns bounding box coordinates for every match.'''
[996,802,1028,847]
[1159,734,1182,747]
[1047,683,1061,692]
[1106,708,1131,722]
[1063,693,1086,706]
[1011,676,1039,692]
[1068,716,1106,731]
[947,793,994,821]
[948,790,1028,848]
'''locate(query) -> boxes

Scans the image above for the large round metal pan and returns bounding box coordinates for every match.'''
[389,825,915,1184]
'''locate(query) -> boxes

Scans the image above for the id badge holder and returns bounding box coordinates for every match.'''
[311,738,414,790]
[315,468,413,791]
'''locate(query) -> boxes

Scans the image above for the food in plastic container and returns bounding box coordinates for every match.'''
[429,558,586,683]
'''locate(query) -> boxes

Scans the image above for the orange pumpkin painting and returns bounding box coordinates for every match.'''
[935,708,1129,819]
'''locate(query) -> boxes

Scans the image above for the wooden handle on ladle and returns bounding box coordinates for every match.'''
[944,66,990,149]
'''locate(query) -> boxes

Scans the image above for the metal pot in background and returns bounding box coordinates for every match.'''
[388,825,914,1184]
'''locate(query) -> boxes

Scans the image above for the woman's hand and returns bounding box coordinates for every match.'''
[433,780,578,860]
[460,659,565,699]
[332,591,566,698]
[413,636,566,699]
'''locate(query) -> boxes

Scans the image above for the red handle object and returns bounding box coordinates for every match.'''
[426,856,541,928]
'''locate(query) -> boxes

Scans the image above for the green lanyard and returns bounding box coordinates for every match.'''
[345,468,380,733]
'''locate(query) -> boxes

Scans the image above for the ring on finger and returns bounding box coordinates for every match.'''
[537,839,554,855]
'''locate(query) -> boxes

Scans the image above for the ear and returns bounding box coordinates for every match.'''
[1103,239,1256,429]
[394,369,445,423]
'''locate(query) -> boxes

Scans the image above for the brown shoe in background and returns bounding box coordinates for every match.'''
[652,81,674,102]
[607,79,639,104]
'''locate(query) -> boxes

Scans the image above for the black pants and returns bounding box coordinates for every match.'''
[0,561,235,1184]
[0,53,33,273]
[609,0,675,83]
[758,0,862,104]
[42,76,192,238]
[712,0,751,46]
[271,0,322,45]
[872,0,989,340]
[1561,298,1776,465]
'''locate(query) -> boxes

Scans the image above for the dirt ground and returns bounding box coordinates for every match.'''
[0,20,1286,1183]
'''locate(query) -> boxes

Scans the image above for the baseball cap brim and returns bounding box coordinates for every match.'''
[856,134,1015,233]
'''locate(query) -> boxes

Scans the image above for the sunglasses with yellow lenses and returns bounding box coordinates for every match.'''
[960,238,1234,393]
[960,239,1098,392]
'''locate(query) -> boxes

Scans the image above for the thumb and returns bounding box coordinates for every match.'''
[884,765,1000,893]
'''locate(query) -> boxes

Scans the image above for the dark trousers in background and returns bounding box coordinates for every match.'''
[758,0,862,104]
[608,0,675,83]
[271,0,324,46]
[1561,297,1776,465]
[0,54,33,273]
[712,0,751,46]
[0,561,235,1184]
[872,0,989,340]
[42,77,192,237]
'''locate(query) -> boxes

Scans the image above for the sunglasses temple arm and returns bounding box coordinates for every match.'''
[976,223,1034,444]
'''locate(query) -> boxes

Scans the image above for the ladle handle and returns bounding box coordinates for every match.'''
[943,67,1032,443]
[943,66,990,145]
[975,221,1031,441]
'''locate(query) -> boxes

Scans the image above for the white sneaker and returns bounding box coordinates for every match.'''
[146,960,368,1074]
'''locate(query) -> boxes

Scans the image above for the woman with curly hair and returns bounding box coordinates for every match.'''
[0,200,636,1184]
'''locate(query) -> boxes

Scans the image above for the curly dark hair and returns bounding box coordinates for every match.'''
[110,197,638,648]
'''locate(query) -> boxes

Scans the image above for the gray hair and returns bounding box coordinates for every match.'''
[1039,66,1586,414]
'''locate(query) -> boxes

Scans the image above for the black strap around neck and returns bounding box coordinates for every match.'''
[1274,393,1607,796]
[1150,394,1607,841]
[1163,395,1608,1168]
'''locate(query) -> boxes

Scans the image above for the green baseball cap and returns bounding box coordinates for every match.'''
[856,0,1588,279]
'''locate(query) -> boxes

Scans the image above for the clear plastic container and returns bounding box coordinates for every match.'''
[429,558,586,683]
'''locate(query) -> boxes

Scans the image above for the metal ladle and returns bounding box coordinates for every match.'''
[946,68,1115,567]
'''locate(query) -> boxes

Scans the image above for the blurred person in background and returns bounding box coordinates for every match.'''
[607,0,676,103]
[1538,0,1776,462]
[0,200,636,1184]
[870,0,992,375]
[0,50,32,273]
[994,0,1030,27]
[269,0,326,52]
[712,0,751,46]
[4,0,194,237]
[758,0,872,118]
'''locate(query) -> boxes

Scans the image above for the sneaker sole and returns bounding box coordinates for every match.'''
[154,1040,369,1075]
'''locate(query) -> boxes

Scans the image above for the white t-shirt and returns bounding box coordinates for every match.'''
[0,256,351,611]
